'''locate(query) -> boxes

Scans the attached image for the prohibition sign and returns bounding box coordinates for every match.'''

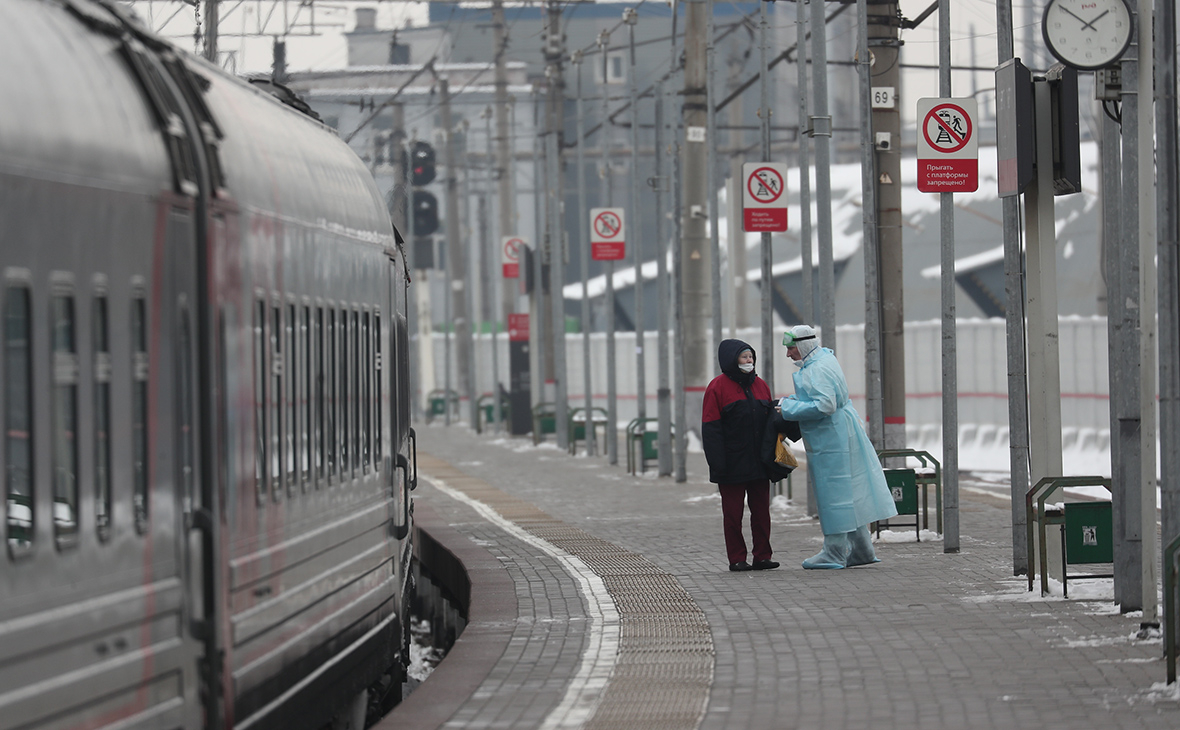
[746,167,785,204]
[593,210,623,240]
[503,237,522,261]
[922,103,972,154]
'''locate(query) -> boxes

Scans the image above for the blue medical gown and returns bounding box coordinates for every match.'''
[779,348,898,534]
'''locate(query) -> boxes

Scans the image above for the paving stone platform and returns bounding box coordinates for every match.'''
[379,424,1179,730]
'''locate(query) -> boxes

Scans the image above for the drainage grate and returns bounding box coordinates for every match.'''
[419,453,713,730]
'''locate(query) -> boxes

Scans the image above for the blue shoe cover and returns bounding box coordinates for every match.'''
[802,533,851,570]
[846,525,881,567]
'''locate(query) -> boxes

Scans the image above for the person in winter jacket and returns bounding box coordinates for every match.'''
[778,325,898,569]
[702,339,780,572]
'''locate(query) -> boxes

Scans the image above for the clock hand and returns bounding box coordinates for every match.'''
[1080,10,1109,31]
[1060,6,1090,27]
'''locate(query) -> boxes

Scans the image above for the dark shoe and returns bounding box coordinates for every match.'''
[729,561,752,572]
[752,560,780,570]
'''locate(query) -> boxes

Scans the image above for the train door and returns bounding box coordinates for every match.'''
[165,206,209,730]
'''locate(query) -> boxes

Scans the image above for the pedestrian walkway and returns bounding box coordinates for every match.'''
[381,424,1179,730]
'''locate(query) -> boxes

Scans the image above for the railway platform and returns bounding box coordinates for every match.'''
[380,424,1179,730]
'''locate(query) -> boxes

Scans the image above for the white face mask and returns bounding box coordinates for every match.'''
[738,363,754,373]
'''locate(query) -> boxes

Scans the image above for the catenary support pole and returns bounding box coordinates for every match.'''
[656,78,672,476]
[856,0,882,449]
[484,108,501,433]
[796,0,816,519]
[810,0,836,353]
[624,9,646,430]
[758,0,774,395]
[995,0,1031,575]
[1134,0,1158,626]
[1157,0,1180,586]
[599,30,619,465]
[680,0,708,462]
[938,0,959,553]
[706,0,722,348]
[573,53,595,455]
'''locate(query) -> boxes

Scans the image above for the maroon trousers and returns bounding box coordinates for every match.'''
[719,479,772,564]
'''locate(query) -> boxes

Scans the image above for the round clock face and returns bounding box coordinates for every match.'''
[1042,0,1134,70]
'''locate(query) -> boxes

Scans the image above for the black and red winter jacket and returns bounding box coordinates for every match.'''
[702,339,773,485]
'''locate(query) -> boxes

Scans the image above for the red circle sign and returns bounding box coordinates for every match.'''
[922,103,972,153]
[746,167,785,204]
[503,237,522,261]
[593,211,622,240]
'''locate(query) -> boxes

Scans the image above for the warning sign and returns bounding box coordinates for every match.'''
[502,236,524,278]
[590,207,625,261]
[741,162,789,232]
[916,98,978,193]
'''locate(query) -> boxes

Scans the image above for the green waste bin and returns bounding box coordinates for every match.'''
[1064,502,1114,564]
[642,431,659,460]
[885,469,918,515]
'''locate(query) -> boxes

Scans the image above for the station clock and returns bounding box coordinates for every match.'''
[1042,0,1134,70]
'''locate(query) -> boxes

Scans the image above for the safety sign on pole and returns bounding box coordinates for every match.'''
[590,207,626,261]
[502,236,524,278]
[916,98,979,193]
[741,162,789,232]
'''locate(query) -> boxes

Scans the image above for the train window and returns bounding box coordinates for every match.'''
[285,303,296,495]
[254,299,266,502]
[5,286,33,554]
[326,308,337,482]
[313,306,324,484]
[52,294,79,548]
[374,312,382,465]
[362,310,371,473]
[270,304,281,499]
[132,295,149,533]
[93,296,111,541]
[177,307,195,522]
[352,309,361,474]
[340,308,349,479]
[301,305,311,489]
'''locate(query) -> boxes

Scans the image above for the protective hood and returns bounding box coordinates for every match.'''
[717,338,756,383]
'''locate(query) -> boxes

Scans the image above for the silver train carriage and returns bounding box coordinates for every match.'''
[0,1,417,729]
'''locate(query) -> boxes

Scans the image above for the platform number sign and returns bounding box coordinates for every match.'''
[590,207,626,261]
[741,162,789,232]
[916,97,979,193]
[502,236,524,278]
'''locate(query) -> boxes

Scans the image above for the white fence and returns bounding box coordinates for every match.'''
[418,316,1117,474]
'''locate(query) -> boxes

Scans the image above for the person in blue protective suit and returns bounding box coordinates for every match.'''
[778,325,898,569]
[702,339,780,572]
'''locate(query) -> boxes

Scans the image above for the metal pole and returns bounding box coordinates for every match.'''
[857,0,882,449]
[531,89,547,416]
[600,30,619,465]
[796,0,813,327]
[758,0,774,395]
[655,78,672,476]
[995,0,1031,575]
[461,123,479,429]
[796,0,816,518]
[574,53,596,455]
[485,108,502,433]
[938,0,959,553]
[706,0,722,347]
[543,2,568,451]
[1113,8,1144,612]
[1135,0,1158,626]
[626,10,646,428]
[1157,0,1180,585]
[810,0,836,352]
[490,0,514,325]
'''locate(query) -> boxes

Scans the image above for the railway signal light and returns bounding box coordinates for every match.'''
[410,141,436,186]
[412,190,439,235]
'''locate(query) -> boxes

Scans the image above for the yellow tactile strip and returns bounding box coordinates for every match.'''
[418,452,714,730]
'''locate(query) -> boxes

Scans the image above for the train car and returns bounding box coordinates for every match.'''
[0,2,416,729]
